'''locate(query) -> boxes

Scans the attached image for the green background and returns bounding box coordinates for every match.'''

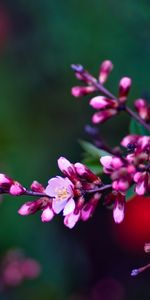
[0,0,150,299]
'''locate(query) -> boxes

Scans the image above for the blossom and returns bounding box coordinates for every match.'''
[121,134,150,195]
[45,176,75,214]
[100,155,135,193]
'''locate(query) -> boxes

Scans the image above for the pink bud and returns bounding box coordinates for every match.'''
[74,162,101,184]
[134,99,148,120]
[71,86,95,98]
[90,96,117,109]
[57,157,77,181]
[9,181,25,196]
[81,193,100,221]
[64,211,80,229]
[18,200,42,216]
[121,135,138,148]
[119,77,132,102]
[92,109,117,124]
[41,206,54,222]
[30,181,44,193]
[99,60,113,84]
[113,201,124,224]
[0,173,12,187]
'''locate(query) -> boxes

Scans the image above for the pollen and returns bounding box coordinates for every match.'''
[55,187,69,201]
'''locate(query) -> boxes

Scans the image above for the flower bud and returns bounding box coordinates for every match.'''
[90,96,117,109]
[41,206,54,222]
[92,109,117,124]
[0,173,12,188]
[30,181,44,193]
[113,198,125,224]
[18,200,42,216]
[9,181,25,196]
[75,162,101,184]
[99,60,113,84]
[119,77,132,103]
[71,86,95,98]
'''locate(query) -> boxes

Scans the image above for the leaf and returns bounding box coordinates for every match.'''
[130,119,150,136]
[79,140,109,158]
[82,156,103,175]
[126,185,135,202]
[79,140,109,175]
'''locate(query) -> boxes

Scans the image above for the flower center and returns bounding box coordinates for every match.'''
[55,187,70,201]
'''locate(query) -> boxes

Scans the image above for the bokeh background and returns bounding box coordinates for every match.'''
[0,0,150,299]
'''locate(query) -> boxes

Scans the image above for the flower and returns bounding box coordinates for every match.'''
[45,176,75,214]
[121,135,150,195]
[100,155,135,193]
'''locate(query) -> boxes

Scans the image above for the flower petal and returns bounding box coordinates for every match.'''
[63,198,75,216]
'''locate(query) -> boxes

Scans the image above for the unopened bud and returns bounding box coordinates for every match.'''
[30,181,44,193]
[41,206,54,222]
[119,77,132,103]
[9,182,25,196]
[99,60,113,84]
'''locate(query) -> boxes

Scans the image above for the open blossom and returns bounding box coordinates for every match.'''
[45,176,75,215]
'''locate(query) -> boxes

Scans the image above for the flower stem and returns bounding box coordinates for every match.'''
[85,184,112,194]
[125,106,150,131]
[71,64,150,132]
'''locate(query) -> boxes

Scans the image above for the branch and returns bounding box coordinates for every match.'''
[71,64,150,132]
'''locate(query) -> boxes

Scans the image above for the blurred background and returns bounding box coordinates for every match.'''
[0,0,150,299]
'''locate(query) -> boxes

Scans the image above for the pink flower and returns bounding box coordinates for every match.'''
[45,176,75,214]
[100,156,135,193]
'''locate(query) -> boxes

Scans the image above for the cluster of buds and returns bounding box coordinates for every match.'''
[18,157,102,229]
[0,174,25,196]
[89,77,131,124]
[71,60,132,124]
[121,135,150,195]
[100,134,150,223]
[0,249,41,289]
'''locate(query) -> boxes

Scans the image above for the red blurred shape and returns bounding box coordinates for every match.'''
[112,196,150,252]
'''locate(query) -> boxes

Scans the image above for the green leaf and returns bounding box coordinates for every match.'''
[126,185,135,202]
[79,140,109,175]
[130,119,150,136]
[82,156,103,175]
[79,140,109,157]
